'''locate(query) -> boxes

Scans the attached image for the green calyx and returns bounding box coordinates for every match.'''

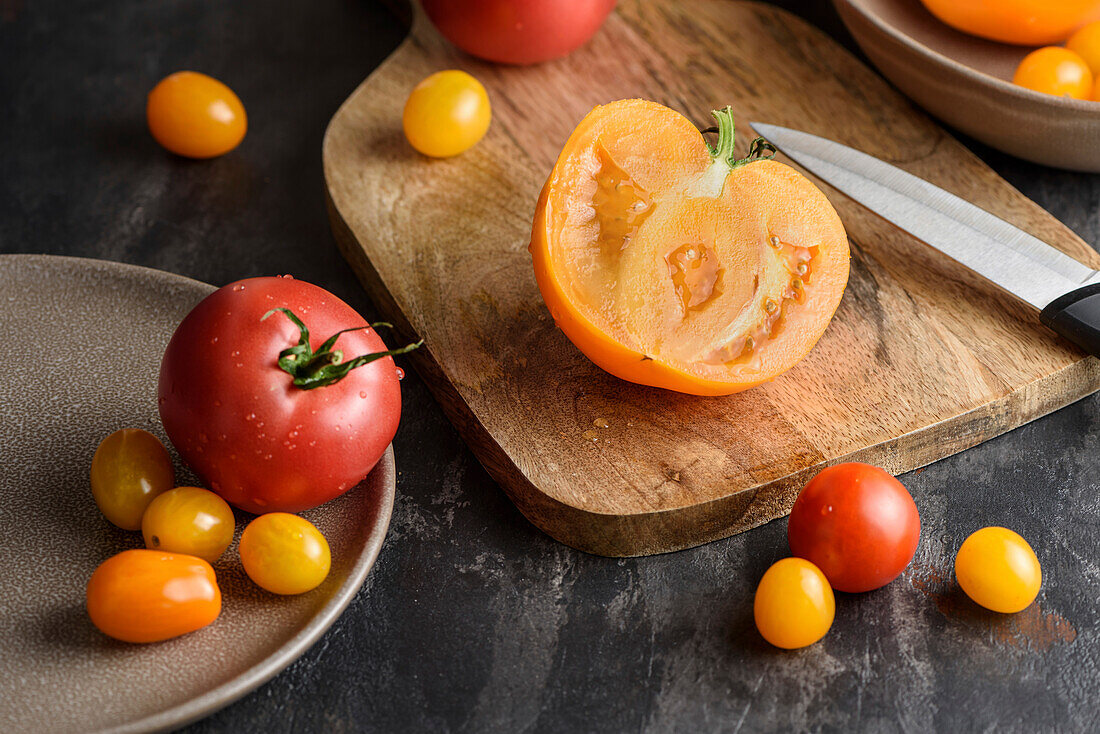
[705,106,777,169]
[262,307,422,390]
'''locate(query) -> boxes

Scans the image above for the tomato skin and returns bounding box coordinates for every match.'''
[787,463,920,593]
[403,71,491,158]
[955,527,1042,613]
[90,429,175,530]
[1068,21,1100,75]
[142,487,235,563]
[754,558,835,649]
[1013,47,1094,99]
[422,0,616,65]
[147,71,246,158]
[158,276,401,514]
[239,513,331,595]
[919,0,1100,45]
[86,549,221,643]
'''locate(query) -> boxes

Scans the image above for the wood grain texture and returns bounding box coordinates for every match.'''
[322,0,1100,556]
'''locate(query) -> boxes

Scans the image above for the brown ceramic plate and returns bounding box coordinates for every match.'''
[835,0,1100,171]
[0,255,395,733]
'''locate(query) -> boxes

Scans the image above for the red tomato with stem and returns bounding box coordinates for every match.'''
[787,462,921,593]
[158,276,419,513]
[421,0,617,65]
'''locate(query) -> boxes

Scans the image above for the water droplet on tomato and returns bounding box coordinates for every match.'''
[264,454,272,460]
[289,430,299,438]
[582,429,599,442]
[396,367,405,380]
[769,235,781,248]
[593,417,609,429]
[278,274,294,279]
[230,350,240,357]
[359,391,367,399]
[245,413,256,421]
[210,337,219,344]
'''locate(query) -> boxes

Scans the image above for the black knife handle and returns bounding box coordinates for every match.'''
[1040,283,1100,358]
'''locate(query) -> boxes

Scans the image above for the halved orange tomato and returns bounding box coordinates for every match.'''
[530,99,849,396]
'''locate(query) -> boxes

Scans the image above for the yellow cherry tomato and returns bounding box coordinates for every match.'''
[1012,47,1094,99]
[955,527,1042,613]
[147,71,247,158]
[754,558,835,649]
[403,70,491,158]
[91,428,175,530]
[142,487,235,563]
[1067,21,1100,77]
[239,513,330,595]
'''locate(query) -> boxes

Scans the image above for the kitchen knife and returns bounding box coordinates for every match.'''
[751,123,1100,358]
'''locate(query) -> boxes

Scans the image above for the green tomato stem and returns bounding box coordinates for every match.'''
[262,308,422,390]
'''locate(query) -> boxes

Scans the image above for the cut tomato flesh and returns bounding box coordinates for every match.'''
[531,99,850,395]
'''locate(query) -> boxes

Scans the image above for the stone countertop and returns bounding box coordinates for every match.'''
[2,1,1098,731]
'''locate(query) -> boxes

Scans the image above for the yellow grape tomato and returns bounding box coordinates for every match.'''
[90,428,175,530]
[142,486,235,563]
[147,71,247,158]
[239,513,331,595]
[403,70,491,158]
[754,557,835,649]
[955,526,1042,613]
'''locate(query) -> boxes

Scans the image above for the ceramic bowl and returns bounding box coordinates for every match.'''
[834,0,1100,171]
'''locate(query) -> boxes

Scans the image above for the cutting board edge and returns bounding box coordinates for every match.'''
[325,186,1100,556]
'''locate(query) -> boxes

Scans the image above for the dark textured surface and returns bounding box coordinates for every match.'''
[2,1,1098,732]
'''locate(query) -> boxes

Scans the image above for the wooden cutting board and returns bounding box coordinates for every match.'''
[322,0,1100,556]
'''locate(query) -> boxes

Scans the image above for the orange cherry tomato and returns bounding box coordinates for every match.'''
[1067,21,1100,76]
[920,0,1100,46]
[403,70,491,158]
[147,71,247,158]
[1013,47,1094,99]
[955,527,1042,613]
[90,428,175,530]
[239,513,331,595]
[531,100,849,395]
[142,487,235,563]
[86,549,221,643]
[754,558,835,649]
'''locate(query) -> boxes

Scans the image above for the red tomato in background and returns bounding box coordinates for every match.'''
[421,0,617,65]
[787,463,920,593]
[159,276,411,514]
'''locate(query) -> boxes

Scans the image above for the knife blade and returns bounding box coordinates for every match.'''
[751,122,1100,358]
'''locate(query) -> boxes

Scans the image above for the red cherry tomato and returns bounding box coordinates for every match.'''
[158,276,417,513]
[421,0,617,65]
[787,462,921,593]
